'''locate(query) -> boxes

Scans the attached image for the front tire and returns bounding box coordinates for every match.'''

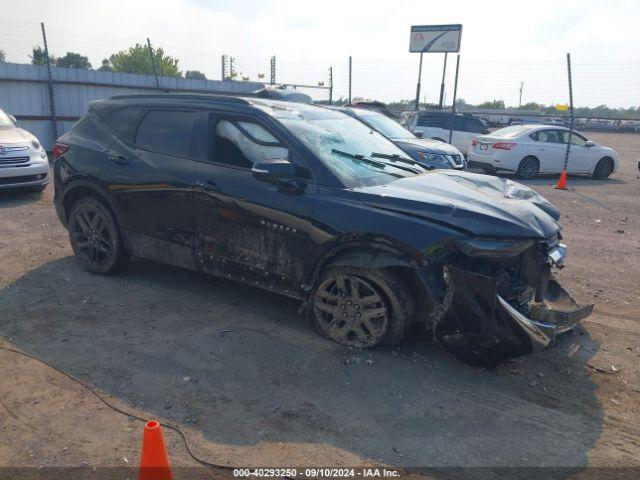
[68,196,125,275]
[308,267,414,348]
[592,157,614,179]
[516,156,539,179]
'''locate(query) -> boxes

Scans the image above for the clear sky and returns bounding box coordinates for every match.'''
[2,0,639,108]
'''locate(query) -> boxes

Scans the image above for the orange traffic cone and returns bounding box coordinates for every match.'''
[139,420,173,480]
[555,169,568,190]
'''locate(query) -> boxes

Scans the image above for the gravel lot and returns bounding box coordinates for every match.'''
[0,132,639,478]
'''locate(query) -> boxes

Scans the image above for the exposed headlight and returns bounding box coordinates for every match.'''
[456,238,535,258]
[417,152,448,163]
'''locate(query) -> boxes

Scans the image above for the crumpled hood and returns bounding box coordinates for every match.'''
[393,137,462,156]
[0,127,33,144]
[355,171,561,238]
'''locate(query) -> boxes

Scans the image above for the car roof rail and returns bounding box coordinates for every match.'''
[107,93,252,105]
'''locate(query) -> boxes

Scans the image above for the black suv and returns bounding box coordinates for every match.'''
[53,94,592,365]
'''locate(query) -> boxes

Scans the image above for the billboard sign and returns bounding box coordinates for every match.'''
[409,24,462,53]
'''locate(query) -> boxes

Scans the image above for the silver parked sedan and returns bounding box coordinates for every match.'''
[0,108,49,191]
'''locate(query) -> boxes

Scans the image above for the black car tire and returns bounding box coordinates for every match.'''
[309,266,414,348]
[515,156,539,179]
[68,196,126,275]
[592,157,614,179]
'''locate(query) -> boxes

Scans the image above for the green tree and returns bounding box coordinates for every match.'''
[185,70,206,80]
[97,58,113,72]
[0,50,5,63]
[56,52,92,69]
[477,99,505,109]
[109,43,181,77]
[30,46,55,65]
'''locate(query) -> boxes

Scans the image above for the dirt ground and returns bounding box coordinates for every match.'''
[0,132,639,479]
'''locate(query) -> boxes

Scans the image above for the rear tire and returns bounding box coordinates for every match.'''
[516,156,539,179]
[68,196,125,275]
[308,266,414,348]
[592,157,614,179]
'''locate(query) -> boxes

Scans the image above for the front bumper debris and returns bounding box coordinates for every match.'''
[434,266,593,366]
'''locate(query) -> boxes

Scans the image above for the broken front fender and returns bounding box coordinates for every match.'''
[434,266,593,366]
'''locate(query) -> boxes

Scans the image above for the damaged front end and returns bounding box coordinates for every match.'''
[422,236,593,366]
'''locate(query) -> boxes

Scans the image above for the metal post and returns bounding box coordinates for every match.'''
[348,56,352,105]
[414,52,423,110]
[221,55,226,81]
[438,52,448,109]
[146,38,161,91]
[518,81,524,108]
[270,56,276,85]
[41,22,58,143]
[328,66,333,105]
[563,53,574,172]
[449,54,460,144]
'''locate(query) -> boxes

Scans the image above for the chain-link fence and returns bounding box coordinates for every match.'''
[0,22,638,175]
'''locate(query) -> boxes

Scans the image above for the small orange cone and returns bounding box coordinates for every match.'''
[555,169,568,190]
[138,420,173,480]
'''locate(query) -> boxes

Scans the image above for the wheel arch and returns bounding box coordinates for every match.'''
[593,155,615,174]
[302,238,430,313]
[60,180,123,232]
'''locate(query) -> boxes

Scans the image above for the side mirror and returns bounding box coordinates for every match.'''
[585,140,595,147]
[413,130,424,138]
[8,115,17,125]
[252,158,295,183]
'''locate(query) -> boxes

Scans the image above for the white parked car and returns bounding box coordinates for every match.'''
[467,124,619,179]
[0,108,49,192]
[400,110,489,155]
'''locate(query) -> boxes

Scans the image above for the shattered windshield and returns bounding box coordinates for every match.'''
[270,105,424,187]
[357,112,415,140]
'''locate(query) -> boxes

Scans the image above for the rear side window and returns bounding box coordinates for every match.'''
[135,110,197,158]
[103,108,141,143]
[419,113,451,129]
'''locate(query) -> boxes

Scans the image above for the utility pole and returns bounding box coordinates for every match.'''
[328,66,333,105]
[270,56,276,85]
[562,54,574,174]
[348,56,352,104]
[518,81,524,108]
[146,38,161,91]
[448,54,461,145]
[414,52,423,110]
[438,53,448,109]
[40,22,58,143]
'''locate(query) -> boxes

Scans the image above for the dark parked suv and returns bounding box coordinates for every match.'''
[53,94,592,365]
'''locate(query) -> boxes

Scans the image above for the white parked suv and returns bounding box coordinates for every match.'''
[467,124,619,180]
[0,108,49,192]
[400,110,489,155]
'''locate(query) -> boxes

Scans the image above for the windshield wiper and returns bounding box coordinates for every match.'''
[331,149,388,168]
[330,149,404,178]
[369,152,428,173]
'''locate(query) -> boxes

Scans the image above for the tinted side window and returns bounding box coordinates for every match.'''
[466,117,487,133]
[103,108,141,143]
[453,116,467,131]
[135,110,197,157]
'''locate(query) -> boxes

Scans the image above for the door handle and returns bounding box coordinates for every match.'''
[197,180,221,192]
[107,154,129,165]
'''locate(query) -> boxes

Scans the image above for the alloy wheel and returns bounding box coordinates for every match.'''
[313,274,390,347]
[70,206,115,269]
